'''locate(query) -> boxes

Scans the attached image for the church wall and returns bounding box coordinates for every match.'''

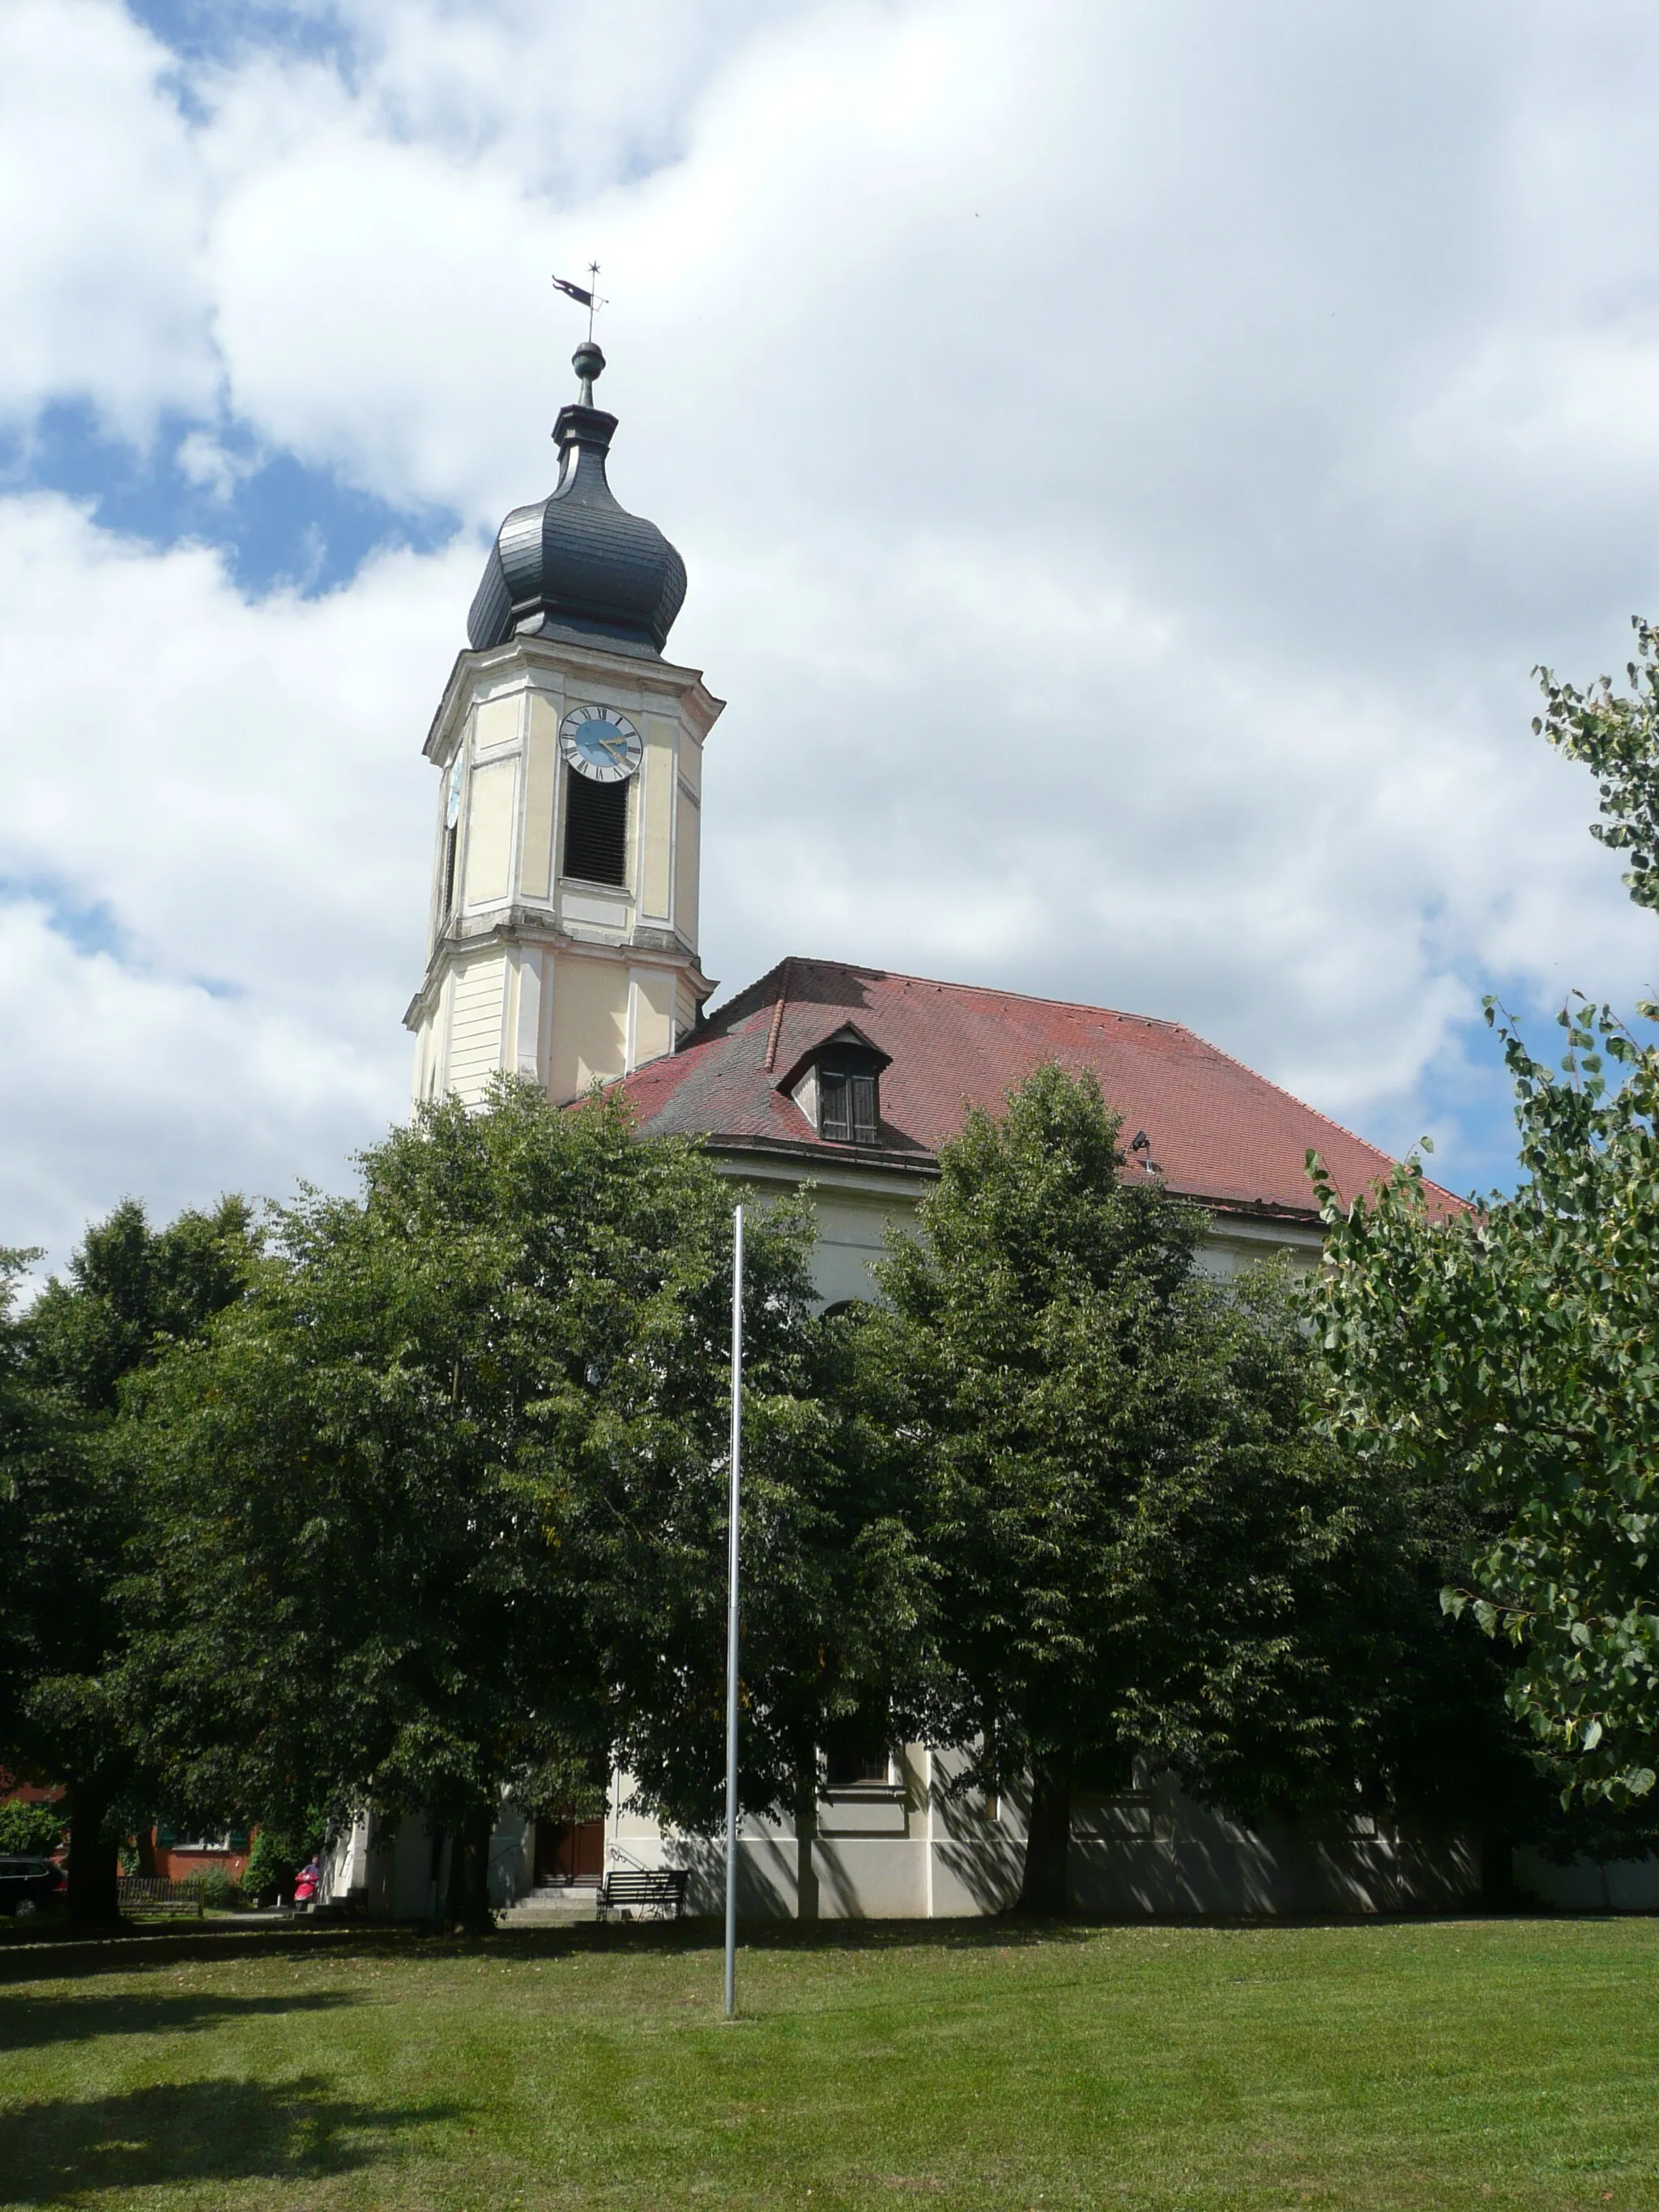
[472,693,519,752]
[445,954,508,1104]
[409,637,718,1120]
[711,1151,1322,1311]
[673,782,700,942]
[638,718,676,922]
[520,699,560,901]
[804,1187,903,1306]
[628,966,676,1070]
[463,756,516,908]
[592,1745,1476,1922]
[1514,1848,1659,1910]
[549,952,630,1102]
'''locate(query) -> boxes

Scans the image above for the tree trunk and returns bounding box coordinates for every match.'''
[1017,1750,1073,1916]
[444,1803,497,1935]
[66,1775,122,1929]
[133,1825,159,1877]
[794,1761,820,1924]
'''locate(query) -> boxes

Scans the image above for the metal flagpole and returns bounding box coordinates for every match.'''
[723,1204,744,2020]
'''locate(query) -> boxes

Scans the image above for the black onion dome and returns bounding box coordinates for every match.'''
[467,342,687,658]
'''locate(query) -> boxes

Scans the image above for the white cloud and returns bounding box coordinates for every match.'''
[0,0,215,436]
[0,493,480,1271]
[9,0,1659,1275]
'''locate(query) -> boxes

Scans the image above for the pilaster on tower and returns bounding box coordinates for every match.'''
[403,341,722,1107]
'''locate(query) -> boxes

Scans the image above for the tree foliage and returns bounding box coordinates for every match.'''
[0,1203,253,1924]
[1307,624,1659,1817]
[853,1063,1437,1912]
[0,1797,68,1857]
[1537,615,1659,914]
[1311,999,1659,1809]
[130,1080,921,1926]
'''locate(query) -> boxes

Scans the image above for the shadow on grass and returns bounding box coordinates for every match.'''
[0,1923,416,1987]
[467,1906,1580,1966]
[476,1916,1106,1963]
[0,2073,456,2205]
[0,1985,352,2054]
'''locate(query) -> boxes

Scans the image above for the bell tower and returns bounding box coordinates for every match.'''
[405,341,721,1106]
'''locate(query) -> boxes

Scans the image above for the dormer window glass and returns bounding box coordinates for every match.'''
[820,1068,878,1144]
[781,1023,892,1148]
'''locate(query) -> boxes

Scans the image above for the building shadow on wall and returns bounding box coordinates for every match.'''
[0,2075,456,2206]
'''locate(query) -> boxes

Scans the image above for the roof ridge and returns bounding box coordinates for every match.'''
[684,957,791,1046]
[762,957,792,1073]
[745,953,1183,1032]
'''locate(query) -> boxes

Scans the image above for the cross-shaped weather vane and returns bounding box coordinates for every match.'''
[552,263,607,342]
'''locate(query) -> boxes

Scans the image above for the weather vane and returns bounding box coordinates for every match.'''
[552,262,607,343]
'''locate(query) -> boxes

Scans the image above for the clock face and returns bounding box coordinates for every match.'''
[444,753,463,829]
[560,704,643,784]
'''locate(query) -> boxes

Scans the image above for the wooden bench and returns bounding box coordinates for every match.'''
[595,1868,688,1923]
[117,1877,204,1920]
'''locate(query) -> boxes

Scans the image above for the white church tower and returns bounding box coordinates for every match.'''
[406,339,721,1105]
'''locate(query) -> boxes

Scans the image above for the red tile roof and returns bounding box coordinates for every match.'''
[618,957,1465,1225]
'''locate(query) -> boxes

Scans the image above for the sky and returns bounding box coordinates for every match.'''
[5,0,1659,1281]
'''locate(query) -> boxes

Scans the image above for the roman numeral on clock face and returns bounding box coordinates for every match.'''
[559,703,643,783]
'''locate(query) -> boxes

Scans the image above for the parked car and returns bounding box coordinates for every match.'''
[0,1856,67,1920]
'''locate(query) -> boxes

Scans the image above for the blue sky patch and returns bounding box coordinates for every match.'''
[126,0,356,74]
[0,400,458,599]
[1,878,136,964]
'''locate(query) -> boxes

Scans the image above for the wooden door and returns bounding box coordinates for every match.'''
[535,1814,605,1883]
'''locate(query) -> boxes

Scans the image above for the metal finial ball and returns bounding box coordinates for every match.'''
[572,341,605,386]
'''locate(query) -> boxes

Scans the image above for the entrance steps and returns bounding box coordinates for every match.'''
[498,1879,599,1928]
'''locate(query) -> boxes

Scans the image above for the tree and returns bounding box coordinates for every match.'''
[853,1063,1409,1914]
[131,1081,923,1929]
[1311,999,1659,1812]
[1303,622,1659,1814]
[1536,614,1659,915]
[0,1201,253,1925]
[0,1796,67,1857]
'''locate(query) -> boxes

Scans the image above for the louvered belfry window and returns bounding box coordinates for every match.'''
[562,768,629,886]
[820,1068,879,1144]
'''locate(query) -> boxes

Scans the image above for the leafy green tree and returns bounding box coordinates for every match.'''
[1305,623,1659,1816]
[25,1198,254,1414]
[1311,998,1659,1812]
[610,1281,928,1917]
[852,1063,1431,1913]
[1536,614,1659,914]
[240,1818,324,1906]
[0,1797,67,1856]
[131,1081,922,1929]
[0,1202,252,1924]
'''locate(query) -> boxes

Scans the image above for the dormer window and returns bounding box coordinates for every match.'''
[821,1067,877,1144]
[779,1024,891,1146]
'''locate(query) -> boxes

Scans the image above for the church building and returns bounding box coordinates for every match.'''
[345,341,1478,1922]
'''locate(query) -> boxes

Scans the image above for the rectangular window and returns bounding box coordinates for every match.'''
[819,1069,879,1144]
[562,769,629,886]
[440,825,458,921]
[824,1737,893,1789]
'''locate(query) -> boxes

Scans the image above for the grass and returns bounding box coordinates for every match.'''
[2,1914,1657,2210]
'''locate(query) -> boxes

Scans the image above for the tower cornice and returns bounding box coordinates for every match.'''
[422,635,725,765]
[403,913,712,1034]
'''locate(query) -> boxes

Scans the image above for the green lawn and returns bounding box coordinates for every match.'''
[2,1915,1657,2210]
